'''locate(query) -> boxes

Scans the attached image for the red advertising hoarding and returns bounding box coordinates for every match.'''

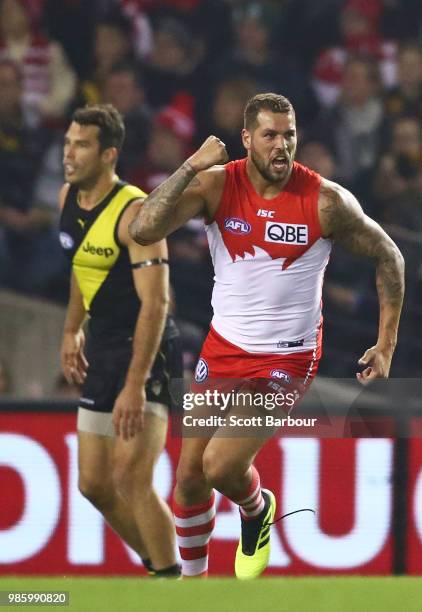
[0,411,401,575]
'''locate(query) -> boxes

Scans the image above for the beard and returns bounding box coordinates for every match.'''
[250,150,293,184]
[64,166,102,190]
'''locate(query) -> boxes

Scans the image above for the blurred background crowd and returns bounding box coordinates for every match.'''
[0,0,421,396]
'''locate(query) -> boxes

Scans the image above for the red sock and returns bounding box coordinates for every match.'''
[228,466,265,520]
[173,492,215,577]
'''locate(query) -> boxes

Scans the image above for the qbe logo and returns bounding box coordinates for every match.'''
[270,369,292,384]
[224,217,251,235]
[265,222,308,245]
[194,358,209,383]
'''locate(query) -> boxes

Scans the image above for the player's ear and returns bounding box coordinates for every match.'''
[102,147,118,166]
[242,128,251,151]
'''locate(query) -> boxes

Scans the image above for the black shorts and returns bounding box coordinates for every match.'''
[79,336,183,413]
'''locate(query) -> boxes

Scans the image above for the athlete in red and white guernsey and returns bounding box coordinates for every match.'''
[130,93,404,580]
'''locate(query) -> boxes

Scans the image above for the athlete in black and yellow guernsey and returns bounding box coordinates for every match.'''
[59,104,181,577]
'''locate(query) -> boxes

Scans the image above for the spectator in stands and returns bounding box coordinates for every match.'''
[297,140,339,182]
[384,42,422,123]
[79,13,135,106]
[0,0,77,120]
[210,1,317,126]
[196,77,257,160]
[142,16,200,108]
[373,115,422,232]
[42,0,98,79]
[312,0,396,108]
[317,56,384,200]
[101,63,152,179]
[0,59,63,296]
[129,97,194,193]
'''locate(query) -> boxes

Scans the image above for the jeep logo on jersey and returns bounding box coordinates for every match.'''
[194,358,209,383]
[224,217,251,235]
[59,232,74,249]
[82,242,114,257]
[270,370,292,384]
[265,222,308,245]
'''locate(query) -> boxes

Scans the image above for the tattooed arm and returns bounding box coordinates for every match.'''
[129,136,228,245]
[319,179,405,382]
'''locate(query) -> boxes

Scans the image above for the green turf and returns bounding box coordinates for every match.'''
[1,577,421,612]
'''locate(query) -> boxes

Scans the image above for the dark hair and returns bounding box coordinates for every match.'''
[108,60,144,88]
[244,93,294,130]
[72,104,125,152]
[96,12,133,38]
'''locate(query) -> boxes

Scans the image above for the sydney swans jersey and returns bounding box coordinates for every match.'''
[206,159,331,354]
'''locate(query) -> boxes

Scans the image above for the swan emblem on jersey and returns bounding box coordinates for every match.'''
[194,358,209,383]
[224,217,251,235]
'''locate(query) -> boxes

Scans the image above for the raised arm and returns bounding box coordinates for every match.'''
[129,136,228,245]
[319,179,405,382]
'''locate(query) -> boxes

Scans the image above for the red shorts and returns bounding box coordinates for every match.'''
[193,326,322,387]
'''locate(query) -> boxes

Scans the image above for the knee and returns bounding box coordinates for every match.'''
[78,474,113,510]
[202,449,240,491]
[112,458,154,501]
[176,461,207,498]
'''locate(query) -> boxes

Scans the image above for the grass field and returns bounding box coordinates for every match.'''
[1,577,422,612]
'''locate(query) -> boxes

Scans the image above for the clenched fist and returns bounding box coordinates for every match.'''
[187,136,229,173]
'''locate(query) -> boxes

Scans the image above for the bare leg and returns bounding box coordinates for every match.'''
[113,412,177,571]
[78,431,149,559]
[174,436,212,506]
[202,435,268,497]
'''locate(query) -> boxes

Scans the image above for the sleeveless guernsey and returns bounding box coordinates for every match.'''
[59,180,177,341]
[205,159,331,354]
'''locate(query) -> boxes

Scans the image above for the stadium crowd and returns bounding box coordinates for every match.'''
[0,0,421,385]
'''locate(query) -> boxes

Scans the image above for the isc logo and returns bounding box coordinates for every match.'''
[224,217,251,235]
[265,222,308,245]
[257,209,275,218]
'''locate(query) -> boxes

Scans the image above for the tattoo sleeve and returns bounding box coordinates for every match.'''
[320,182,405,350]
[129,161,198,244]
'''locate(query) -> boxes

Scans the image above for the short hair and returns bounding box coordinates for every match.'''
[72,104,125,152]
[244,93,294,130]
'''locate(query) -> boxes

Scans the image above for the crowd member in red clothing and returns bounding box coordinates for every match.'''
[0,0,76,120]
[312,0,396,108]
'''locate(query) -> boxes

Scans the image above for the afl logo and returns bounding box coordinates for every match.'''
[270,370,292,384]
[224,217,251,235]
[195,358,209,383]
[59,232,74,249]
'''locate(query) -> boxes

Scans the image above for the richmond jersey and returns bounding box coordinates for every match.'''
[206,159,331,354]
[59,180,177,341]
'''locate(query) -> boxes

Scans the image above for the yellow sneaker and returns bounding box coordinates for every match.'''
[235,489,276,580]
